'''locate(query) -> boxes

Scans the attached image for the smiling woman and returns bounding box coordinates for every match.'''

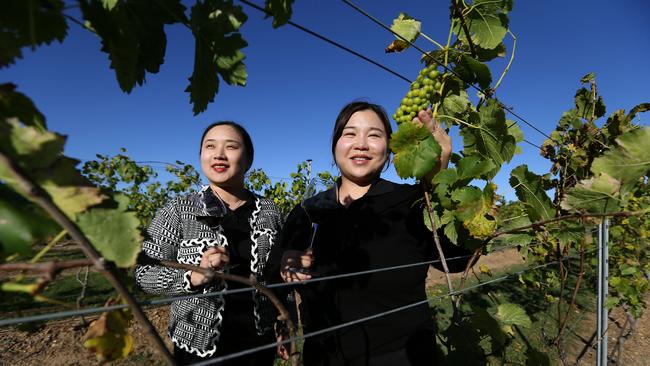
[268,101,470,366]
[135,121,283,366]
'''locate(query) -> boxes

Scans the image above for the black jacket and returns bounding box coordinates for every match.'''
[267,179,470,365]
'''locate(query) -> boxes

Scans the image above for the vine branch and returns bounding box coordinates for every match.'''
[489,210,647,239]
[452,0,477,58]
[422,188,460,317]
[0,150,176,366]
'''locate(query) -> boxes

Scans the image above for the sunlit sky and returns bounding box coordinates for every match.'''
[4,0,649,200]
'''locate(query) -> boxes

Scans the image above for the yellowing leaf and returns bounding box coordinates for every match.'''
[479,264,492,276]
[495,303,532,329]
[385,13,421,53]
[83,305,134,362]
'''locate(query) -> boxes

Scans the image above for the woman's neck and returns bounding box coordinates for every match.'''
[337,177,375,207]
[210,184,248,209]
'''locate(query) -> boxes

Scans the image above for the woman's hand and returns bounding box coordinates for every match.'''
[190,246,230,287]
[413,109,452,169]
[280,249,314,282]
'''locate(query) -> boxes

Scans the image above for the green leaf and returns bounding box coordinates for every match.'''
[453,0,512,50]
[495,302,532,329]
[80,0,187,93]
[451,186,483,221]
[0,184,60,261]
[621,265,637,276]
[471,307,506,346]
[0,83,46,129]
[574,87,606,120]
[444,221,459,245]
[438,91,471,124]
[561,173,621,213]
[390,122,441,179]
[264,0,294,28]
[76,194,142,268]
[0,120,106,218]
[0,0,68,68]
[509,165,555,221]
[460,99,517,176]
[591,127,650,192]
[495,215,533,247]
[385,13,421,53]
[185,0,248,114]
[474,43,507,62]
[454,55,492,90]
[456,156,496,182]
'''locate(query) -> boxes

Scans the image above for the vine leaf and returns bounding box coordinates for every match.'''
[80,0,187,93]
[574,87,606,120]
[186,0,248,115]
[461,99,517,176]
[385,13,421,53]
[453,0,512,50]
[561,173,621,213]
[451,183,497,239]
[0,120,106,218]
[454,55,492,90]
[494,215,533,247]
[591,127,650,192]
[0,184,60,261]
[0,0,68,68]
[390,121,441,179]
[76,194,142,268]
[495,302,531,335]
[83,305,134,362]
[456,156,496,183]
[0,83,47,129]
[509,165,554,221]
[264,0,295,28]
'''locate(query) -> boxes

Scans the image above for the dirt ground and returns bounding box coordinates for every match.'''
[1,248,648,365]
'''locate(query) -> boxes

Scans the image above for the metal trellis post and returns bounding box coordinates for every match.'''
[596,218,609,366]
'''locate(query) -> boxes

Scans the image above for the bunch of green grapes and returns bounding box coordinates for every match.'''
[392,65,443,124]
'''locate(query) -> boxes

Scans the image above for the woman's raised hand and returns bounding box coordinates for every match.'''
[190,246,230,287]
[413,109,452,168]
[280,249,314,282]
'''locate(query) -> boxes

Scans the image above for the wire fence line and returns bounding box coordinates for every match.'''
[236,0,547,150]
[0,233,601,328]
[339,0,551,147]
[191,255,586,365]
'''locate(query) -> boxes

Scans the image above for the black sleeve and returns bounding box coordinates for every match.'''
[263,204,312,284]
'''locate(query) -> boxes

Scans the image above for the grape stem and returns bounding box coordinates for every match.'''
[419,32,445,50]
[493,30,517,91]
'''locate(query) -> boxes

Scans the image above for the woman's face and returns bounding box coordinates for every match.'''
[334,110,389,186]
[200,125,248,189]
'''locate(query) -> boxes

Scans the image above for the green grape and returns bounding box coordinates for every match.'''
[411,82,421,90]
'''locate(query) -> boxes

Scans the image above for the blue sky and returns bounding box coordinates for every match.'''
[3,0,649,200]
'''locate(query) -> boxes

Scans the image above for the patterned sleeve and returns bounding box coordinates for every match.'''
[135,199,197,295]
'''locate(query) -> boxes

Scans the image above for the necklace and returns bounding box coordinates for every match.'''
[211,188,247,211]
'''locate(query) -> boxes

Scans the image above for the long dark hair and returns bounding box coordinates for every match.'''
[200,121,254,171]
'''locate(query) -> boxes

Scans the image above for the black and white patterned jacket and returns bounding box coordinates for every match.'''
[135,187,282,357]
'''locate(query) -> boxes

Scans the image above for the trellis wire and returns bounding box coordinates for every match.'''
[0,235,597,328]
[340,0,552,146]
[192,253,591,365]
[237,0,544,150]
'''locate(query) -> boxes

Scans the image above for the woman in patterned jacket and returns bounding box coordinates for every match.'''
[135,121,282,365]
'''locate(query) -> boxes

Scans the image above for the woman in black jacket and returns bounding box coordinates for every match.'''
[272,101,470,366]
